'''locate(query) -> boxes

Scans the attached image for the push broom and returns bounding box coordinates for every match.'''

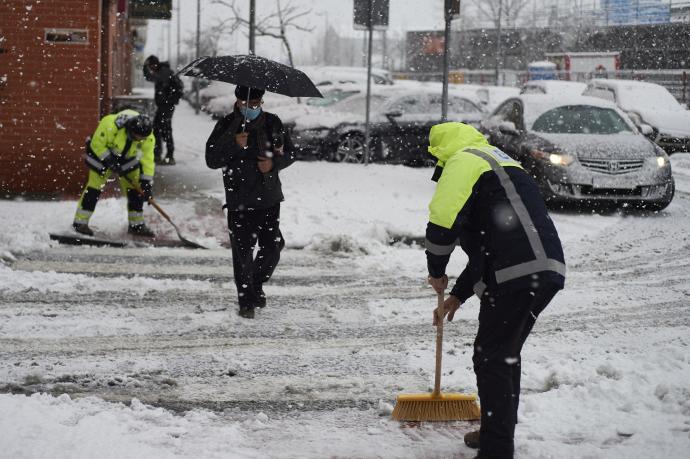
[391,289,481,421]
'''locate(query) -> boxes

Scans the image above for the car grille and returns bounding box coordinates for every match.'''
[579,158,644,175]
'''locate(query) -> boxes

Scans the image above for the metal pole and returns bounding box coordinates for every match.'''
[195,0,200,114]
[176,0,180,69]
[364,0,374,165]
[442,0,452,122]
[249,0,256,54]
[495,0,503,85]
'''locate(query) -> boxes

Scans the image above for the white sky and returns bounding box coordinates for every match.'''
[145,0,446,64]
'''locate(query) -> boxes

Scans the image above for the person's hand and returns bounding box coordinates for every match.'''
[235,132,248,148]
[140,179,153,202]
[433,294,462,326]
[427,275,448,294]
[258,156,273,173]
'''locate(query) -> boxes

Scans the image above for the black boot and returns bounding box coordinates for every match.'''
[464,430,480,449]
[73,222,94,236]
[128,223,155,238]
[163,156,176,165]
[238,306,255,319]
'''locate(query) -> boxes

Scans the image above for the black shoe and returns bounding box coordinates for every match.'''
[163,157,176,165]
[128,224,155,238]
[73,222,94,236]
[255,286,266,308]
[464,430,480,449]
[238,306,255,319]
[154,157,164,165]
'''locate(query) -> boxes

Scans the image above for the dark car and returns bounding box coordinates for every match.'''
[481,94,674,210]
[291,86,485,165]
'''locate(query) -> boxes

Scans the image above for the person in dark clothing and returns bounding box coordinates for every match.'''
[144,55,181,165]
[424,122,565,459]
[205,85,295,319]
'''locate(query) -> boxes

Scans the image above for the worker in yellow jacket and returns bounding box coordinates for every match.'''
[73,109,156,237]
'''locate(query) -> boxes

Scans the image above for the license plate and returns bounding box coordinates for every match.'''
[592,176,636,189]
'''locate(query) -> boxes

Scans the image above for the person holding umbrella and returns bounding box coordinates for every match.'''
[205,84,295,319]
[185,54,321,319]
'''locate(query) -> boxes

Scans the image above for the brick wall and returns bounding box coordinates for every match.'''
[0,0,132,196]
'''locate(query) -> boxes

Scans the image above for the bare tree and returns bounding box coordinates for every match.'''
[472,0,531,28]
[213,0,313,68]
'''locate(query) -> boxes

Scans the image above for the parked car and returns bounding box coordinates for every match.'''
[302,65,395,86]
[449,84,521,111]
[583,79,690,153]
[291,86,485,165]
[520,80,587,97]
[481,94,674,210]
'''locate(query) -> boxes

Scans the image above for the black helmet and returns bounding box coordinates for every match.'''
[125,114,153,138]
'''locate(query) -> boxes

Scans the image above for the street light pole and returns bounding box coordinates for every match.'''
[442,0,454,122]
[249,0,256,54]
[495,0,503,85]
[195,0,200,114]
[176,0,180,69]
[364,0,374,165]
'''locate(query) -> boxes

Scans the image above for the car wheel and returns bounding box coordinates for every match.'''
[332,133,366,163]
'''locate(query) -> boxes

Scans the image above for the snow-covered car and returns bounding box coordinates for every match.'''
[583,79,690,153]
[449,84,521,112]
[520,80,587,97]
[291,86,485,165]
[481,94,674,210]
[301,65,394,86]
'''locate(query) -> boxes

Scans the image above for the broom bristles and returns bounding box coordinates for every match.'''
[391,392,481,421]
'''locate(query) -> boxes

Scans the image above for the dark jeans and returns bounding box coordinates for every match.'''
[227,204,285,309]
[473,285,560,459]
[153,104,175,160]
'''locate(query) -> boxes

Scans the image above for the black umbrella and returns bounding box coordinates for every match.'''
[178,54,323,98]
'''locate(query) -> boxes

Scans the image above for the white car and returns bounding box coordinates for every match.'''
[520,80,587,97]
[583,79,690,153]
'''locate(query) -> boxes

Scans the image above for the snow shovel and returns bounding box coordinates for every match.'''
[120,175,207,250]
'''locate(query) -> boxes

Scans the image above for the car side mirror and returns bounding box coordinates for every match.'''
[498,121,519,136]
[639,123,654,136]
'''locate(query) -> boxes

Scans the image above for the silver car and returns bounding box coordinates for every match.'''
[481,94,674,210]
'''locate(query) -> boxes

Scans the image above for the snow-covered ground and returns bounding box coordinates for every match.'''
[1,102,689,458]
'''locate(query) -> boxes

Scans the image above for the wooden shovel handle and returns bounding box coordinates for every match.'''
[433,289,444,397]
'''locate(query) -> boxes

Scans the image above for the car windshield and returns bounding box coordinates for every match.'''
[335,94,388,114]
[306,90,360,107]
[531,105,633,134]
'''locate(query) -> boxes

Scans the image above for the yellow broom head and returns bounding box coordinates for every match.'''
[391,392,481,421]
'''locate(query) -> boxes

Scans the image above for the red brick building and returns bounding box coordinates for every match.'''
[0,0,135,196]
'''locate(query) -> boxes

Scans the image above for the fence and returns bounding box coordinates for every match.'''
[393,69,690,104]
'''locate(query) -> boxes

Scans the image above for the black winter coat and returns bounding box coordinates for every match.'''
[205,107,295,211]
[427,166,565,302]
[144,62,176,107]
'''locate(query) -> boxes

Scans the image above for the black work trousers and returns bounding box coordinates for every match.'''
[227,204,285,309]
[153,104,175,160]
[473,284,560,459]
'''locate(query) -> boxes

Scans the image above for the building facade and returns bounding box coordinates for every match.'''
[0,0,134,196]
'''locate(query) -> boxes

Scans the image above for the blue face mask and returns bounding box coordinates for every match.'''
[240,106,262,121]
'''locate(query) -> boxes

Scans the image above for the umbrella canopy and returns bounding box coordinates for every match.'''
[178,55,323,98]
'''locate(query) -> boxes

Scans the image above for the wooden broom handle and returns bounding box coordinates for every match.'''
[433,289,444,397]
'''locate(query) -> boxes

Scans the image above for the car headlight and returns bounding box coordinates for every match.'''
[530,149,575,166]
[653,145,670,168]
